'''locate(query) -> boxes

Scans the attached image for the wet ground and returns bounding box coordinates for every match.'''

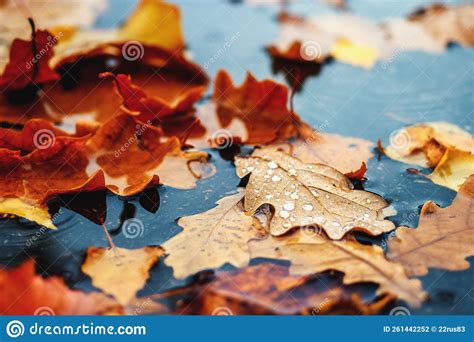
[0,0,472,315]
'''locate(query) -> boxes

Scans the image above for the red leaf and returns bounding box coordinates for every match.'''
[345,162,368,180]
[0,23,60,90]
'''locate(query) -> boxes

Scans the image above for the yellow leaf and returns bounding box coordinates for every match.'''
[0,198,55,229]
[428,149,474,191]
[163,191,266,279]
[331,38,378,69]
[120,0,184,53]
[81,246,163,305]
[235,148,395,239]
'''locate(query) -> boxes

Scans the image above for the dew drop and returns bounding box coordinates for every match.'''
[268,161,278,169]
[283,202,295,211]
[272,175,282,182]
[279,210,290,218]
[302,204,313,211]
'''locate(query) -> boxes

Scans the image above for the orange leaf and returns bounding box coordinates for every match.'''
[0,24,59,90]
[345,162,368,180]
[0,261,121,315]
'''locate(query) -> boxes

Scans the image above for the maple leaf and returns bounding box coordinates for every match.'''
[249,231,426,307]
[211,70,310,145]
[0,260,122,315]
[81,246,163,305]
[235,147,394,239]
[387,175,474,277]
[178,264,394,315]
[163,191,267,279]
[99,72,206,125]
[0,21,59,90]
[275,132,374,174]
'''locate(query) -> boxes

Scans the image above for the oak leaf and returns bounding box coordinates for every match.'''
[249,231,426,307]
[235,148,394,239]
[387,175,474,277]
[0,260,122,315]
[81,246,164,305]
[275,132,374,174]
[163,191,267,279]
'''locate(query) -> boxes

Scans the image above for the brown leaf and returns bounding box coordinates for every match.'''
[387,175,474,277]
[163,191,267,279]
[81,246,164,305]
[211,70,309,145]
[249,231,426,307]
[0,260,122,315]
[235,147,394,239]
[178,264,394,315]
[0,114,213,227]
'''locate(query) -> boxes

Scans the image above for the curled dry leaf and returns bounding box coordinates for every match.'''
[179,263,394,315]
[275,132,374,174]
[0,260,122,315]
[235,147,394,239]
[249,231,426,307]
[99,72,206,126]
[163,191,267,279]
[385,122,473,191]
[210,70,310,145]
[0,114,213,227]
[81,246,164,305]
[0,27,59,90]
[387,175,474,277]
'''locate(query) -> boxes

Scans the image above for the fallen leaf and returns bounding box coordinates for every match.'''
[119,0,184,54]
[385,122,473,168]
[427,149,474,192]
[0,0,106,64]
[268,4,473,70]
[235,147,394,239]
[345,162,368,181]
[163,191,267,279]
[0,25,59,90]
[387,175,474,277]
[0,114,213,227]
[408,3,474,47]
[276,132,374,174]
[249,231,426,307]
[81,246,164,305]
[211,70,310,145]
[178,263,394,315]
[99,72,205,125]
[0,260,122,315]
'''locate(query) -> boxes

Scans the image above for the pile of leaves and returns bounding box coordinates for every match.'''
[0,0,472,315]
